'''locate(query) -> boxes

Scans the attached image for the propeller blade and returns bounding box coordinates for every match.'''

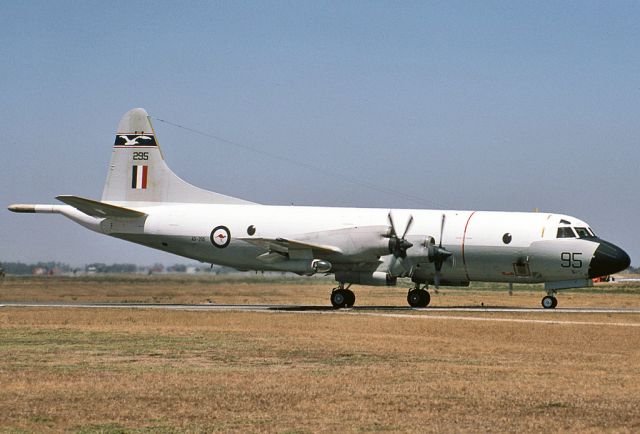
[401,214,414,239]
[434,270,441,289]
[387,212,397,238]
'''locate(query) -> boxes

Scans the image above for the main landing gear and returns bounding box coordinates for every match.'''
[407,283,430,308]
[331,283,355,308]
[541,291,558,309]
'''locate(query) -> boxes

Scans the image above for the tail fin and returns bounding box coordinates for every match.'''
[101,108,254,205]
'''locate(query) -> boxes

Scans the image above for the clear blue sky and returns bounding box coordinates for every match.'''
[1,1,639,266]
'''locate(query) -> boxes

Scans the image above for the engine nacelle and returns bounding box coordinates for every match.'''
[296,225,391,261]
[334,271,397,286]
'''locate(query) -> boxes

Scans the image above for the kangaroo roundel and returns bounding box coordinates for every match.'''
[211,226,231,248]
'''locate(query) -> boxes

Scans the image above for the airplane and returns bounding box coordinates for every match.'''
[9,108,631,309]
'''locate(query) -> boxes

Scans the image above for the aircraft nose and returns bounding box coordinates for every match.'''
[588,239,631,278]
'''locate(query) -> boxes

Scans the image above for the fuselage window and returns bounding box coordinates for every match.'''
[556,227,576,238]
[574,227,592,238]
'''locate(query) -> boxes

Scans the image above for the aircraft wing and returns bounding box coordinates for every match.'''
[240,237,342,256]
[56,195,147,218]
[241,225,392,264]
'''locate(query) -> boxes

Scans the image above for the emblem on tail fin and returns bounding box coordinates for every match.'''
[115,134,157,147]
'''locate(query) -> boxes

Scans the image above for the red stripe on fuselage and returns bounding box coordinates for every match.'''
[461,211,477,282]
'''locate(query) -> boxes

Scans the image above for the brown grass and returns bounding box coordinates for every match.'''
[1,274,639,308]
[0,276,639,432]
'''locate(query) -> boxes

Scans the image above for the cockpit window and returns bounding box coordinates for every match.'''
[588,227,596,237]
[574,227,592,238]
[556,227,576,238]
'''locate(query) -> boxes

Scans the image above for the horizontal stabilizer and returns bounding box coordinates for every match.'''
[56,195,146,218]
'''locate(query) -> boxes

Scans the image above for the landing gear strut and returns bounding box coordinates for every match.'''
[541,292,558,309]
[331,283,355,308]
[407,283,430,308]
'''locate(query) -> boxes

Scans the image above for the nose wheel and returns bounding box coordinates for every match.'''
[331,283,355,308]
[541,295,558,309]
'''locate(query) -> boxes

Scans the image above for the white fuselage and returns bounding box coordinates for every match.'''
[63,202,601,285]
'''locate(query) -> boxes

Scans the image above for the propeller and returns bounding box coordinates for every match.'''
[428,213,453,288]
[386,213,414,276]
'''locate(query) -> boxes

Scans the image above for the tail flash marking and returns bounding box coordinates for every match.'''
[132,165,148,189]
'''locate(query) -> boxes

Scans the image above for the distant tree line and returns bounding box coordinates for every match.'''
[0,262,74,275]
[0,261,220,276]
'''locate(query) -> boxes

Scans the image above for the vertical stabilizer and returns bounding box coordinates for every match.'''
[101,108,253,205]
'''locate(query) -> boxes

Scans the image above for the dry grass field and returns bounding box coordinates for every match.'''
[1,275,639,433]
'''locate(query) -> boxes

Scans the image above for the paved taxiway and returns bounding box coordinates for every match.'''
[2,302,640,327]
[1,302,640,314]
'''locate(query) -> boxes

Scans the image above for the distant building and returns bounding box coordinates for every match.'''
[32,267,47,276]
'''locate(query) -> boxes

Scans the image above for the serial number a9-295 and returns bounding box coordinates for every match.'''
[133,152,148,161]
[561,252,582,268]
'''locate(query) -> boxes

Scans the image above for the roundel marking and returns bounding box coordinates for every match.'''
[210,225,231,248]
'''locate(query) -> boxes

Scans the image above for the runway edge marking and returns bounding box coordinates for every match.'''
[329,311,640,327]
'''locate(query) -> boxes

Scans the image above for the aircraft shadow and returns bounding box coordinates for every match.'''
[268,305,529,312]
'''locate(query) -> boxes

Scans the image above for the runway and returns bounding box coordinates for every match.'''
[1,301,639,311]
[2,302,640,314]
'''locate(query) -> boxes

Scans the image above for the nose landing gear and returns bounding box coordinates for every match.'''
[541,293,558,309]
